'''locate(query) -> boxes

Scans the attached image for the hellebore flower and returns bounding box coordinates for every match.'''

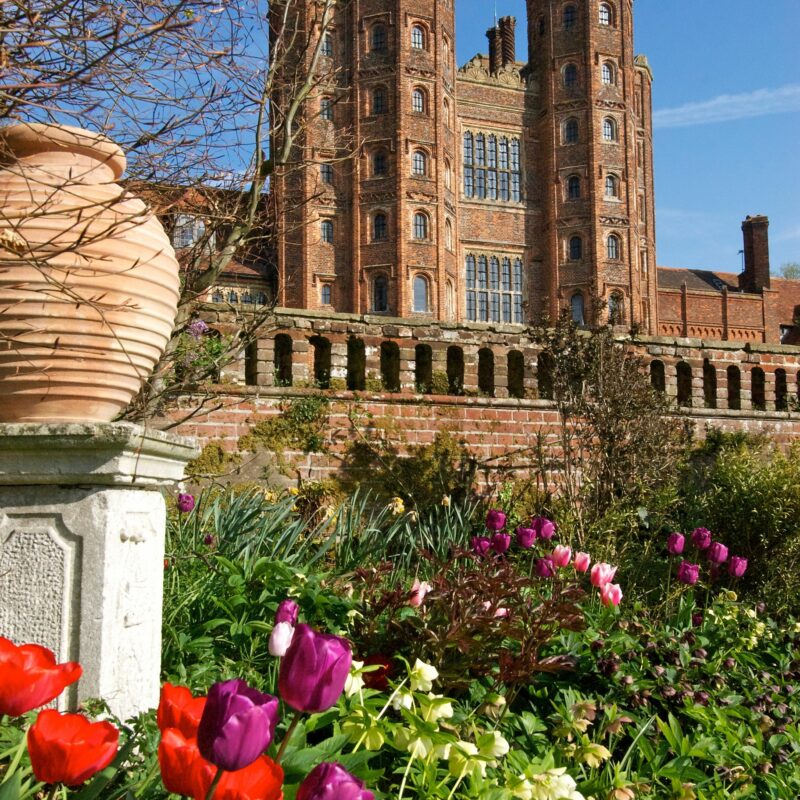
[275,599,300,626]
[728,556,748,578]
[297,762,375,800]
[485,509,507,531]
[361,655,392,691]
[197,678,279,772]
[0,637,82,717]
[27,710,118,786]
[177,493,195,513]
[157,683,206,738]
[491,532,511,555]
[531,516,557,540]
[677,561,700,585]
[600,583,623,608]
[551,545,572,568]
[409,659,439,692]
[707,542,729,564]
[516,526,536,548]
[269,622,295,657]
[667,532,685,555]
[471,536,492,557]
[690,527,712,550]
[279,624,352,714]
[590,562,617,588]
[408,578,431,607]
[574,552,591,572]
[535,557,556,578]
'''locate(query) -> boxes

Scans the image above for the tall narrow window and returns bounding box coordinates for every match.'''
[607,234,621,260]
[347,337,366,391]
[443,97,451,127]
[373,275,389,312]
[507,351,525,399]
[444,159,452,189]
[603,117,617,141]
[565,118,579,144]
[568,175,581,199]
[321,220,333,243]
[413,275,429,312]
[320,97,333,120]
[321,284,332,305]
[274,334,293,386]
[412,150,427,176]
[605,174,618,198]
[602,62,614,85]
[310,336,331,389]
[571,292,585,324]
[563,4,577,29]
[413,212,428,240]
[564,64,578,88]
[371,25,387,52]
[478,349,495,396]
[373,151,387,176]
[321,163,333,184]
[445,219,453,250]
[599,3,612,26]
[321,33,333,57]
[650,360,665,392]
[411,25,425,50]
[703,359,717,409]
[751,367,766,410]
[676,362,692,407]
[372,87,387,114]
[727,365,741,410]
[373,213,387,241]
[412,88,426,114]
[466,254,476,321]
[569,235,583,260]
[415,344,433,392]
[513,258,524,323]
[447,346,464,395]
[776,368,788,411]
[608,291,624,323]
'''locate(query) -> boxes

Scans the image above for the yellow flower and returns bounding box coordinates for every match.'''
[388,496,405,515]
[409,658,439,692]
[577,742,612,768]
[441,495,451,507]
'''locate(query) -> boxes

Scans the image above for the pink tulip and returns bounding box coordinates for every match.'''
[551,545,572,568]
[531,517,556,540]
[590,562,617,588]
[666,533,685,555]
[677,561,700,585]
[574,552,591,572]
[491,532,511,555]
[516,526,536,549]
[691,527,712,550]
[471,536,491,557]
[409,579,431,608]
[485,509,507,532]
[535,557,556,578]
[707,542,728,564]
[600,583,623,607]
[494,607,509,618]
[728,556,748,578]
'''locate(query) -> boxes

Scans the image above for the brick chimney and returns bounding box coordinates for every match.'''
[498,16,516,67]
[486,25,502,74]
[740,215,771,292]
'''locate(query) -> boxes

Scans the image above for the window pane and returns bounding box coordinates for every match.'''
[502,258,511,290]
[466,255,476,288]
[478,256,488,288]
[413,276,428,311]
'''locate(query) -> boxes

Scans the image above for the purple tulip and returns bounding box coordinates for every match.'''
[516,526,536,549]
[176,493,195,513]
[471,536,491,557]
[297,763,375,800]
[690,527,712,550]
[275,599,300,626]
[666,532,685,555]
[707,542,728,564]
[535,557,556,578]
[279,624,352,713]
[531,516,556,541]
[203,534,216,547]
[728,556,748,578]
[197,679,279,771]
[677,561,700,585]
[485,509,507,532]
[491,532,511,554]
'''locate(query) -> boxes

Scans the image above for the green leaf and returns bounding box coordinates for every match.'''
[0,774,21,800]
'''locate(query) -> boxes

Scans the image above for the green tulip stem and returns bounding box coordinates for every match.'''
[205,767,224,800]
[276,712,302,762]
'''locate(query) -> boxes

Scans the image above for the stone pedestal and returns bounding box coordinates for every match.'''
[0,423,198,720]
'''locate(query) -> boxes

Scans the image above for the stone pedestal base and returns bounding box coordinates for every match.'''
[0,423,198,720]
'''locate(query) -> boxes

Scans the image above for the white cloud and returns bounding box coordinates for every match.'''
[653,85,800,129]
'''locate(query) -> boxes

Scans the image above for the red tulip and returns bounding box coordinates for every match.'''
[196,754,284,800]
[159,727,205,798]
[27,710,118,786]
[157,683,207,738]
[0,636,82,717]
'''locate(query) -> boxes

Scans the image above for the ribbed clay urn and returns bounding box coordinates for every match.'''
[0,123,180,423]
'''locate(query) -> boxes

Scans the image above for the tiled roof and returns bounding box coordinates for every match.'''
[657,267,739,293]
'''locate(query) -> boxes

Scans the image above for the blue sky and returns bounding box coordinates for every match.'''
[456,0,800,274]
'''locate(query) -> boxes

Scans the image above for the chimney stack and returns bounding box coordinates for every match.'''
[498,16,516,67]
[740,215,771,293]
[486,25,502,74]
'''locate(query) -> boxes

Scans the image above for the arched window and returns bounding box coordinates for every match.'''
[444,158,452,189]
[599,3,613,26]
[415,344,433,393]
[447,346,464,395]
[412,149,427,176]
[320,97,333,121]
[445,218,453,250]
[373,150,387,176]
[703,359,717,409]
[372,87,387,114]
[676,362,692,407]
[565,118,579,144]
[256,292,267,305]
[411,24,425,50]
[320,163,334,184]
[607,234,621,260]
[227,289,238,303]
[605,174,618,198]
[602,62,614,85]
[443,97,451,127]
[413,275,429,312]
[571,292,585,324]
[507,351,525,399]
[412,87,426,114]
[373,213,387,241]
[478,348,495,397]
[569,235,583,260]
[445,279,455,319]
[310,335,331,389]
[321,219,334,243]
[567,175,581,200]
[347,337,366,391]
[564,63,578,88]
[443,37,451,66]
[563,4,577,29]
[608,291,624,323]
[371,25,387,52]
[321,284,332,305]
[650,360,665,392]
[727,365,741,410]
[274,334,293,386]
[321,33,334,57]
[373,275,389,312]
[776,368,788,411]
[603,117,617,141]
[538,16,546,36]
[212,290,223,303]
[413,212,428,240]
[242,291,253,304]
[751,367,766,410]
[537,352,554,400]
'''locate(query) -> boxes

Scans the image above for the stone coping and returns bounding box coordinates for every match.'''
[0,422,200,487]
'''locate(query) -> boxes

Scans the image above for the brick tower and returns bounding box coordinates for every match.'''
[525,0,656,329]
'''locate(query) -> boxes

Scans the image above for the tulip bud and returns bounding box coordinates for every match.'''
[297,762,375,800]
[590,562,617,588]
[531,516,556,540]
[269,621,295,657]
[707,542,729,564]
[491,532,511,554]
[176,493,195,513]
[690,527,712,550]
[667,532,685,555]
[677,561,700,585]
[275,599,299,626]
[574,552,591,572]
[516,526,536,548]
[600,583,623,607]
[485,509,507,531]
[551,545,572,568]
[728,556,748,578]
[471,536,491,557]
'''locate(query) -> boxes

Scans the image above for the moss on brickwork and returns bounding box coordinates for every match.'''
[185,440,242,479]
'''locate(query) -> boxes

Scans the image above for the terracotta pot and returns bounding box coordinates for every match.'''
[0,123,180,423]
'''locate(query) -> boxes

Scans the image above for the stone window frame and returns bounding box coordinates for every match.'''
[445,218,454,251]
[465,251,525,324]
[371,85,389,115]
[412,210,430,241]
[562,3,578,30]
[410,23,427,51]
[563,117,579,145]
[567,174,581,200]
[372,273,390,313]
[411,148,429,177]
[371,23,388,53]
[607,233,622,261]
[320,96,334,121]
[608,290,625,324]
[602,116,618,142]
[443,97,452,128]
[604,173,620,199]
[321,32,334,58]
[563,63,579,89]
[571,291,585,324]
[601,61,616,85]
[372,211,388,242]
[568,234,583,261]
[320,163,334,185]
[462,129,522,203]
[372,149,389,177]
[443,157,453,190]
[320,219,334,244]
[412,273,431,313]
[599,2,614,27]
[411,86,428,114]
[320,283,333,305]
